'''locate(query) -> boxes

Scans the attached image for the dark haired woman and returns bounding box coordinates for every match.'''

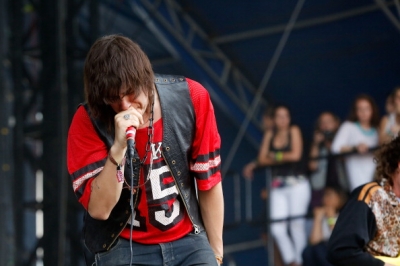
[257,105,310,266]
[379,87,400,144]
[327,133,400,266]
[309,111,341,207]
[331,94,380,191]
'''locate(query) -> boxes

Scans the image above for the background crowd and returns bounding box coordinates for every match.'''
[242,86,400,266]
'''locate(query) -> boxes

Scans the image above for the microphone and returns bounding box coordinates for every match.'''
[126,126,136,159]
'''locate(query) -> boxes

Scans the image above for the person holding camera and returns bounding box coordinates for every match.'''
[309,111,340,201]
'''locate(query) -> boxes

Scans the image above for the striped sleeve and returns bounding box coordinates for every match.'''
[187,78,222,190]
[357,182,380,204]
[67,105,108,209]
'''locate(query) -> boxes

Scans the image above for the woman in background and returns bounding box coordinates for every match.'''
[302,186,347,266]
[331,94,379,191]
[309,111,341,207]
[379,87,400,144]
[242,107,275,179]
[257,105,310,266]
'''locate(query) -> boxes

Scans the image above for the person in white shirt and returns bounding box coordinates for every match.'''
[331,94,380,191]
[379,87,400,145]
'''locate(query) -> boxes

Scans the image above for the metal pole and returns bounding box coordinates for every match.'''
[245,178,253,222]
[233,173,241,223]
[222,0,306,176]
[39,0,68,264]
[265,168,274,266]
[9,0,26,264]
[375,0,400,32]
[395,0,400,18]
[213,2,393,44]
[0,0,14,264]
[66,1,90,265]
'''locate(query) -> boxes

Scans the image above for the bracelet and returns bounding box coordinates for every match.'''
[108,152,125,166]
[327,216,337,226]
[275,151,283,162]
[108,153,126,183]
[215,255,223,265]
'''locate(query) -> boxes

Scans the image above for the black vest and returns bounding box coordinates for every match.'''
[83,74,204,253]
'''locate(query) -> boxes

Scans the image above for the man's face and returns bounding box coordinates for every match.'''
[108,89,149,116]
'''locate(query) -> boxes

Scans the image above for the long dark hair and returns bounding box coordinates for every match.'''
[84,35,154,129]
[314,111,340,131]
[347,94,380,128]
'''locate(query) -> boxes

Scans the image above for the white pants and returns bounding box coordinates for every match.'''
[270,179,311,264]
[345,155,375,191]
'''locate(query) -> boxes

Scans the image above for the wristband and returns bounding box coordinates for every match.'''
[108,153,126,183]
[327,216,337,226]
[215,255,223,265]
[275,151,283,162]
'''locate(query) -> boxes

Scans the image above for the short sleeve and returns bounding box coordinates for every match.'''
[67,105,108,209]
[187,78,222,190]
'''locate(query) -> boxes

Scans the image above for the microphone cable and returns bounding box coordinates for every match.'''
[126,127,136,266]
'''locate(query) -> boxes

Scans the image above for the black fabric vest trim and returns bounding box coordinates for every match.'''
[82,74,204,254]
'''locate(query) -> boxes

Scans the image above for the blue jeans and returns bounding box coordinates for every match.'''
[95,231,218,266]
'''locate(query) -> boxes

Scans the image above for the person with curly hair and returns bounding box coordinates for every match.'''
[327,133,400,266]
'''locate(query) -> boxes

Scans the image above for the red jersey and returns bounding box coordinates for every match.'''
[67,78,221,244]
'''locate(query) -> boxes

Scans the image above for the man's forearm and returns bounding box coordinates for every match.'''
[198,182,224,256]
[88,145,125,220]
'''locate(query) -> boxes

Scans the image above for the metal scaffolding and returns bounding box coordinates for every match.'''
[4,0,99,265]
[130,0,269,146]
[213,1,396,44]
[9,0,27,264]
[0,0,14,264]
[375,0,400,31]
[39,0,69,264]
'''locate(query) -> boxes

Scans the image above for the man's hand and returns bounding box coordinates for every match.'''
[113,107,144,151]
